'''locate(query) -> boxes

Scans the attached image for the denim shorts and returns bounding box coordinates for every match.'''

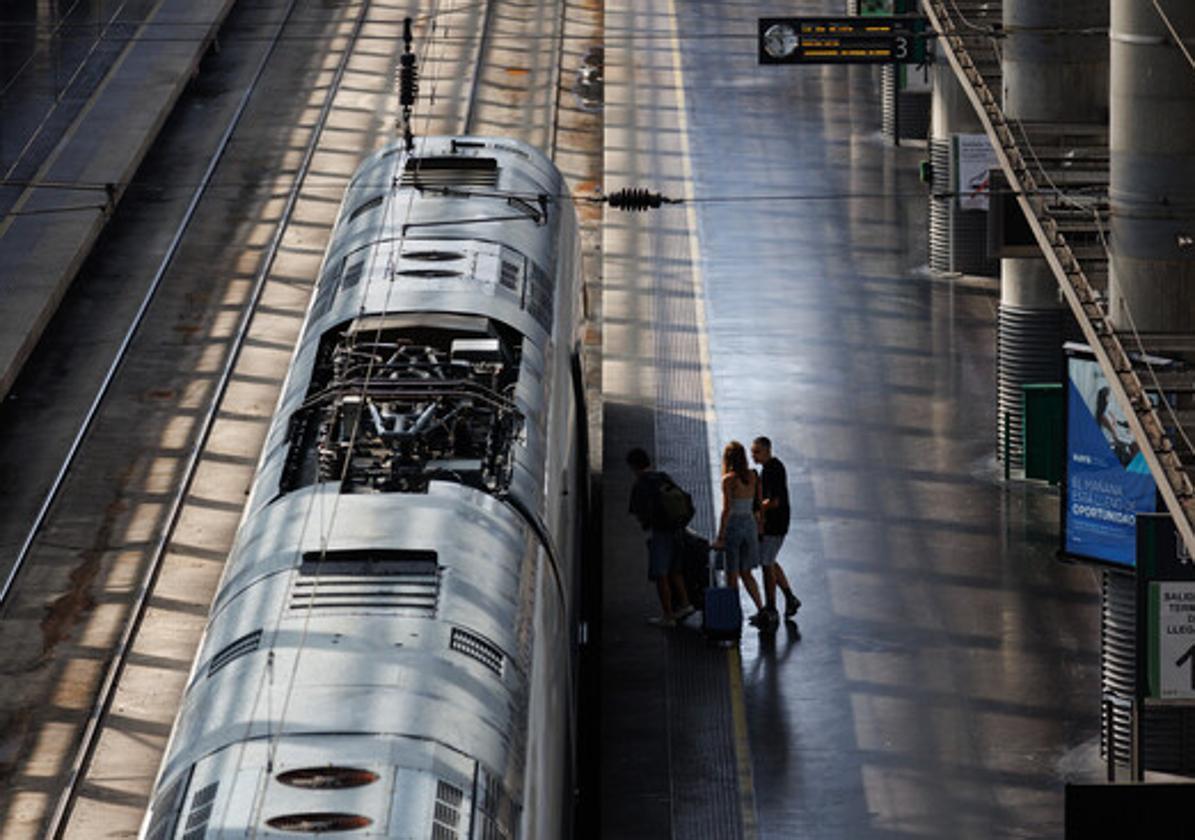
[723,514,759,573]
[646,530,680,581]
[759,534,785,567]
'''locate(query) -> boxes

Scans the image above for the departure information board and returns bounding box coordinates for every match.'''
[758,17,929,65]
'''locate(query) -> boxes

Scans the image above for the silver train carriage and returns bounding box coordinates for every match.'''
[141,137,586,839]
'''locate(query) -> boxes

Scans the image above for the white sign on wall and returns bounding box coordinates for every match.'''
[1156,581,1195,699]
[954,133,997,211]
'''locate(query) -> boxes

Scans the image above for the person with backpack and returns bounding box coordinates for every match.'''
[626,447,697,627]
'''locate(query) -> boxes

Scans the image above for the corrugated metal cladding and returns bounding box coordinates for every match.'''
[928,138,998,276]
[1101,570,1136,771]
[1102,571,1195,774]
[881,66,930,142]
[929,138,953,273]
[996,305,1065,465]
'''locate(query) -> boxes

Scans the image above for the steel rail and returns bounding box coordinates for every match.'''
[0,1,283,611]
[43,0,374,834]
[547,0,568,159]
[463,0,496,134]
[922,0,1195,556]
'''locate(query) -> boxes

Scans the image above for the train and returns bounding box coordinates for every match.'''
[140,136,586,838]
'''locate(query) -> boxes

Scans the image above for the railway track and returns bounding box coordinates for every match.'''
[0,1,600,837]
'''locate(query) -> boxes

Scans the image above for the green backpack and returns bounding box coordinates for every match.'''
[656,474,695,529]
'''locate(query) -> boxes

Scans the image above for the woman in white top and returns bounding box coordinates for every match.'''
[712,440,766,623]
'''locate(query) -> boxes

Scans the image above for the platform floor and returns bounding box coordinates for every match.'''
[599,1,1104,837]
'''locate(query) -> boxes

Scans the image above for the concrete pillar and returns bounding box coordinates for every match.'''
[997,0,1106,467]
[1108,0,1195,333]
[928,61,995,276]
[1003,0,1109,123]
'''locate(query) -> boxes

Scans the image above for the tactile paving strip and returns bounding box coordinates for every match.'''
[653,231,746,839]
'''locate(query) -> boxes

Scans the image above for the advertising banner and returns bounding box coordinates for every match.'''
[955,133,997,210]
[1065,352,1156,567]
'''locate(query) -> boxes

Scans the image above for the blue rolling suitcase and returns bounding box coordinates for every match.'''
[702,550,742,643]
[680,528,710,611]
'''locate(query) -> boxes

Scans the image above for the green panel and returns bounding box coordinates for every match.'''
[1023,383,1064,483]
[1150,581,1160,698]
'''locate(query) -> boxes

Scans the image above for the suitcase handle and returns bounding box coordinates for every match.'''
[709,548,726,589]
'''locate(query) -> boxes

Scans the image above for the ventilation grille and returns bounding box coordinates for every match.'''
[309,260,343,323]
[450,627,504,676]
[397,268,462,279]
[310,260,363,323]
[207,630,263,678]
[499,260,521,292]
[401,156,499,189]
[181,781,218,840]
[266,813,372,832]
[348,194,383,223]
[290,550,439,615]
[145,770,190,840]
[475,768,514,840]
[340,260,364,291]
[525,261,554,332]
[431,780,464,839]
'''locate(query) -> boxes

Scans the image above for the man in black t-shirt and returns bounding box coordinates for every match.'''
[751,436,801,620]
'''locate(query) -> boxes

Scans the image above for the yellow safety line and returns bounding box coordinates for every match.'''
[727,646,760,838]
[661,0,759,835]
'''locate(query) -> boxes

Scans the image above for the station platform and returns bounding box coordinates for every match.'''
[0,0,234,400]
[598,1,1104,837]
[0,0,1114,837]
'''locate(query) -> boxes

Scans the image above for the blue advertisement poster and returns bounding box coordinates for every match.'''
[1065,354,1156,567]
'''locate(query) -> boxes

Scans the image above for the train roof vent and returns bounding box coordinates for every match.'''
[291,550,440,615]
[145,771,189,840]
[404,249,464,262]
[431,780,464,839]
[476,768,516,840]
[207,629,263,678]
[499,260,521,292]
[348,194,384,223]
[278,767,379,789]
[181,781,219,840]
[308,260,343,323]
[401,156,499,189]
[525,260,554,332]
[266,813,373,832]
[339,260,365,291]
[396,268,462,279]
[450,627,504,676]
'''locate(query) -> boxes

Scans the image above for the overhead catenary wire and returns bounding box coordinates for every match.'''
[212,0,390,832]
[241,2,465,826]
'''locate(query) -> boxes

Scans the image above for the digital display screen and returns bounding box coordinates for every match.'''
[759,17,926,64]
